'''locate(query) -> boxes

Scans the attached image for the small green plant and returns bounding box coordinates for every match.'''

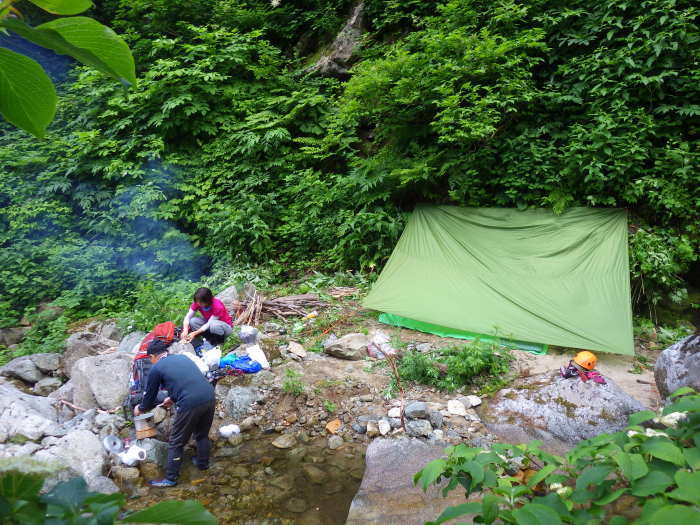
[0,472,216,524]
[282,369,305,396]
[416,387,700,525]
[630,354,653,375]
[395,341,514,393]
[323,400,337,413]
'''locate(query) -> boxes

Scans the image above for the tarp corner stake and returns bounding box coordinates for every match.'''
[363,205,634,356]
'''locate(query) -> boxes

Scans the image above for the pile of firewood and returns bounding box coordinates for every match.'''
[234,293,327,325]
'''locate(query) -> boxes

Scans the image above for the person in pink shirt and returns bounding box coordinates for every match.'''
[181,287,233,347]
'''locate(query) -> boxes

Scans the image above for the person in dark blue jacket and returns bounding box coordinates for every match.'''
[134,340,215,487]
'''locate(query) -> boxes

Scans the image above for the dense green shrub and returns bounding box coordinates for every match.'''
[397,343,514,392]
[416,387,700,524]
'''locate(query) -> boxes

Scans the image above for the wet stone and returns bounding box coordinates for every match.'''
[287,498,308,513]
[271,434,296,449]
[302,464,328,484]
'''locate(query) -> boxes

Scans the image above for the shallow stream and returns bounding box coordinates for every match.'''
[127,432,367,525]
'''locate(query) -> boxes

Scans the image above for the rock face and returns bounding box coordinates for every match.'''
[216,285,240,311]
[71,353,132,410]
[31,353,62,374]
[118,331,146,354]
[0,326,29,347]
[308,2,365,78]
[34,377,63,396]
[654,335,700,399]
[63,332,117,378]
[0,382,62,442]
[225,386,263,420]
[479,372,645,454]
[324,333,369,360]
[346,438,466,525]
[0,356,44,383]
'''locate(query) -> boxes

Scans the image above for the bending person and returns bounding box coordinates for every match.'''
[134,339,216,487]
[182,287,233,348]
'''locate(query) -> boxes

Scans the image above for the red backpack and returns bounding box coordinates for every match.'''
[135,321,179,360]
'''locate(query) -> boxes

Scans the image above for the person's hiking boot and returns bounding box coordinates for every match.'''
[192,457,210,471]
[148,478,177,488]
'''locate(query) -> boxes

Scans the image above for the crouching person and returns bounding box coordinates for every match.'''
[134,339,216,487]
[182,287,233,348]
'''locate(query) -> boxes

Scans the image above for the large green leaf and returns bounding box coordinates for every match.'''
[683,447,700,470]
[0,471,44,501]
[630,470,674,497]
[667,471,700,505]
[1,17,135,87]
[650,505,700,524]
[27,0,92,15]
[426,502,482,525]
[628,410,656,426]
[613,452,649,481]
[513,503,562,525]
[575,465,613,489]
[414,458,447,491]
[0,48,56,137]
[642,438,685,466]
[120,500,217,524]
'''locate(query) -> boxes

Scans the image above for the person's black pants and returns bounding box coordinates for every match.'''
[165,401,215,481]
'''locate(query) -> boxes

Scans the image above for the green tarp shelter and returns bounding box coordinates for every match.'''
[363,206,634,355]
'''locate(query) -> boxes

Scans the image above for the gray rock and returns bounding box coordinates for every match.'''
[480,372,646,454]
[388,418,402,430]
[225,386,262,420]
[88,475,119,494]
[31,353,62,373]
[272,434,296,449]
[118,331,146,354]
[34,429,109,492]
[0,382,61,442]
[324,333,370,360]
[264,322,286,334]
[0,356,44,383]
[139,438,169,468]
[286,498,307,513]
[404,401,429,420]
[96,321,122,342]
[95,412,126,429]
[48,380,74,403]
[428,411,443,429]
[63,332,115,378]
[71,353,131,410]
[34,377,63,396]
[406,419,433,437]
[352,422,367,434]
[328,435,344,449]
[416,343,433,353]
[366,421,380,438]
[0,326,29,347]
[346,438,467,525]
[377,420,391,436]
[302,464,327,484]
[216,285,240,311]
[0,442,43,458]
[654,335,700,399]
[307,1,365,78]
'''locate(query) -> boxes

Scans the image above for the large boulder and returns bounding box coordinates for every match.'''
[0,382,62,442]
[216,285,240,312]
[0,355,44,384]
[0,326,29,347]
[71,353,131,410]
[34,377,63,396]
[324,333,369,360]
[62,331,117,378]
[654,335,700,399]
[225,386,263,420]
[117,331,146,354]
[31,353,62,374]
[346,438,466,525]
[34,429,117,493]
[479,373,645,454]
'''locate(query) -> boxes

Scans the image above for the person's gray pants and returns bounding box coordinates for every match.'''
[189,317,232,345]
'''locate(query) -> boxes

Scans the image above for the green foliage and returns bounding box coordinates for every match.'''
[396,342,514,393]
[323,400,337,413]
[282,368,305,396]
[0,0,134,137]
[114,279,194,332]
[0,473,216,524]
[416,388,700,525]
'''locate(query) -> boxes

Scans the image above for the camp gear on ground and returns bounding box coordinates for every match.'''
[239,325,259,344]
[219,424,240,438]
[247,343,270,369]
[124,351,168,419]
[560,360,607,384]
[134,412,157,439]
[363,206,634,355]
[219,354,263,373]
[205,366,245,383]
[574,350,598,370]
[202,346,222,370]
[118,444,147,466]
[103,435,124,454]
[137,321,180,357]
[149,478,177,487]
[147,339,170,355]
[184,352,209,374]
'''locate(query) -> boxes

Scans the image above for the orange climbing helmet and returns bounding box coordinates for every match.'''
[574,351,597,371]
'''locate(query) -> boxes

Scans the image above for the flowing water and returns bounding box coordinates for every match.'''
[127,433,367,525]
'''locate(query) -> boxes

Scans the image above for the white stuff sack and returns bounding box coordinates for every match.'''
[183,352,208,374]
[239,325,259,344]
[219,424,240,438]
[246,344,270,369]
[203,347,222,370]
